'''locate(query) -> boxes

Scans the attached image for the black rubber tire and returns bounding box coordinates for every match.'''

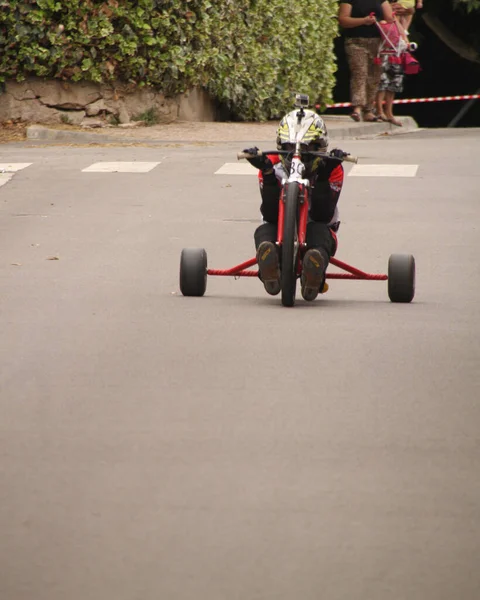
[281,182,299,307]
[179,248,207,296]
[388,254,415,303]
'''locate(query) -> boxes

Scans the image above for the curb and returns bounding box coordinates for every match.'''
[25,125,156,145]
[25,117,419,145]
[326,116,418,139]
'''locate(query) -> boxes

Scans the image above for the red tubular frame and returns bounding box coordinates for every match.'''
[207,256,387,281]
[327,257,387,281]
[207,257,259,277]
[298,186,309,246]
[277,188,285,245]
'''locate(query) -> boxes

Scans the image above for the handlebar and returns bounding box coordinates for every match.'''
[237,150,358,164]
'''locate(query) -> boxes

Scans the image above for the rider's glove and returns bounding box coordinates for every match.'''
[243,146,273,172]
[329,148,349,160]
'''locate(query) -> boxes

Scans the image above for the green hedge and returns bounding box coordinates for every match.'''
[0,0,339,120]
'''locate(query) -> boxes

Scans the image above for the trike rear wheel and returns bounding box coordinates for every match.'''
[388,254,415,302]
[179,248,207,296]
[281,182,299,307]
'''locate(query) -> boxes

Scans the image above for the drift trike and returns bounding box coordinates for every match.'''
[179,100,415,307]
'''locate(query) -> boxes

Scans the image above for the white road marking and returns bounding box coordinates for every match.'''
[82,162,160,173]
[348,164,418,177]
[0,173,14,187]
[0,164,31,189]
[0,163,32,172]
[214,163,257,175]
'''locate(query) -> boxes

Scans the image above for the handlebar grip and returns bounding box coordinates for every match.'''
[343,155,358,164]
[237,151,263,160]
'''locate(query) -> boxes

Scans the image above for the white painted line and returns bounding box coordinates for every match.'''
[82,162,160,173]
[0,163,32,172]
[215,163,257,175]
[348,164,418,177]
[0,173,14,188]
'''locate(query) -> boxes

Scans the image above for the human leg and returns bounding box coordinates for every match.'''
[254,223,281,296]
[376,56,390,120]
[344,38,369,121]
[301,165,342,301]
[364,38,382,119]
[376,55,404,126]
[383,60,404,126]
[398,13,413,33]
[301,222,338,301]
[383,91,394,118]
[376,90,388,120]
[254,182,281,295]
[305,222,337,261]
[383,91,402,126]
[259,181,280,224]
[254,222,277,249]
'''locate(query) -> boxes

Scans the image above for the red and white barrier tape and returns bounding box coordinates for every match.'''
[320,94,480,109]
[393,95,480,104]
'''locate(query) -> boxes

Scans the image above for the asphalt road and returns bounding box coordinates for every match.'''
[1,129,479,600]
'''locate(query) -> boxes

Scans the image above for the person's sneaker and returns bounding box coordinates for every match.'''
[301,249,325,301]
[256,241,281,296]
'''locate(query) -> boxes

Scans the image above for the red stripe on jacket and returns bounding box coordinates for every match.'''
[329,164,344,185]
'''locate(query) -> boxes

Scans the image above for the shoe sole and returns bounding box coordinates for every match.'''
[257,242,281,296]
[301,249,324,301]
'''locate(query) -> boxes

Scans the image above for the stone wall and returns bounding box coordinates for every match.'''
[0,78,216,126]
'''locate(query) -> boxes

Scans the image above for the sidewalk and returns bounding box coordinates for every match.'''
[25,114,418,145]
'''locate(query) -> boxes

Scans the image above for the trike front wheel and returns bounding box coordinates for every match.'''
[281,182,299,307]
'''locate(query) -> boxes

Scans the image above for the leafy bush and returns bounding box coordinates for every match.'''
[0,0,339,120]
[132,107,160,125]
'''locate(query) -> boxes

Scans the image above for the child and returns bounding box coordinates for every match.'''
[375,17,409,126]
[392,0,422,34]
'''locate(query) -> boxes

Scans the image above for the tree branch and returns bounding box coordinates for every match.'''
[422,12,480,63]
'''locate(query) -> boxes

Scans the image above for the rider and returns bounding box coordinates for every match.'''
[243,109,347,301]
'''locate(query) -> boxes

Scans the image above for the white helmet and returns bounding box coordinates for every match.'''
[276,109,329,152]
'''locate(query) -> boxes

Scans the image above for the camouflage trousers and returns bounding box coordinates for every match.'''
[378,55,405,94]
[345,37,382,112]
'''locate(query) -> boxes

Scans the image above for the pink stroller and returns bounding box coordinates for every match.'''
[374,18,420,75]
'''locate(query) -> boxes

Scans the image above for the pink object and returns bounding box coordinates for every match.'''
[374,18,421,75]
[403,52,421,75]
[378,21,403,49]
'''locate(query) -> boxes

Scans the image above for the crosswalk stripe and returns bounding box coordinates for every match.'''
[0,173,15,188]
[214,163,257,175]
[348,164,418,177]
[0,164,31,189]
[82,162,160,173]
[0,163,32,172]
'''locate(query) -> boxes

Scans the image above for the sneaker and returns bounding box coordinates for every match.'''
[301,249,325,301]
[256,241,281,296]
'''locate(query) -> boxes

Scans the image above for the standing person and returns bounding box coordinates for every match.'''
[338,0,394,122]
[375,16,409,126]
[375,56,405,126]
